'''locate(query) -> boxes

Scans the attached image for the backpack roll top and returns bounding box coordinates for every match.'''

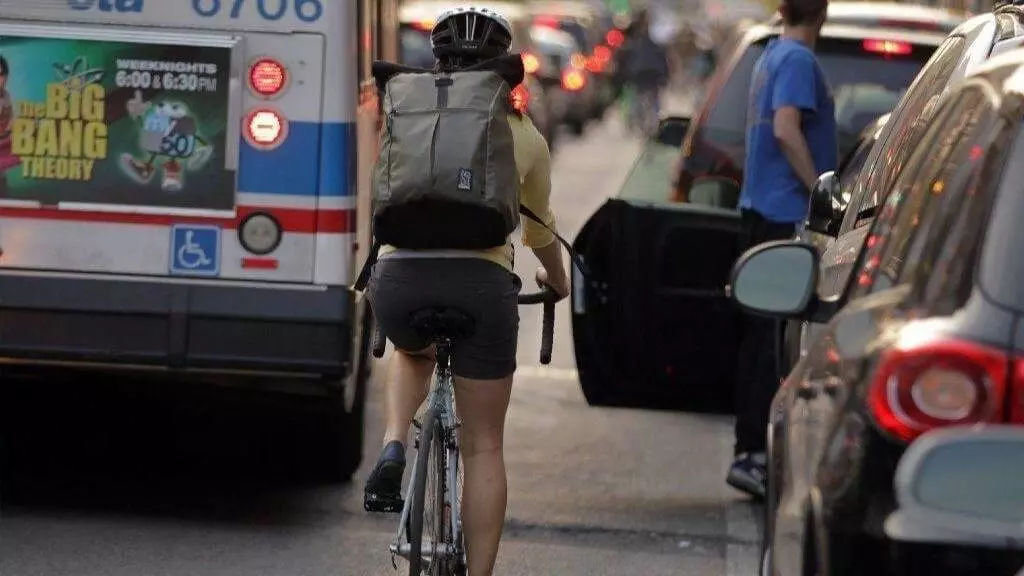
[372,68,521,251]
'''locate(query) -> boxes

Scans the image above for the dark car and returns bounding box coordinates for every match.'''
[787,5,1024,380]
[732,46,1024,576]
[672,7,953,204]
[567,6,958,413]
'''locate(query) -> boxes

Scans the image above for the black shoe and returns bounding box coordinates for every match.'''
[726,452,766,499]
[364,440,406,513]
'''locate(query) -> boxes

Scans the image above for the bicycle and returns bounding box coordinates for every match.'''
[369,285,558,576]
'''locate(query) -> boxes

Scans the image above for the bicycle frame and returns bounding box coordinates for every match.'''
[389,339,464,569]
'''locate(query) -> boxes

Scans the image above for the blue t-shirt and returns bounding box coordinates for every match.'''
[739,38,838,224]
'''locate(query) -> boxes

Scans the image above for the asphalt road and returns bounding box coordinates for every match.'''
[0,89,763,576]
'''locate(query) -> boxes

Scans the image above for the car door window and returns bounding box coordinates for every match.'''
[852,86,991,297]
[845,36,966,230]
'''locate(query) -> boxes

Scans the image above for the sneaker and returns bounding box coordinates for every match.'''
[727,452,767,499]
[161,160,183,192]
[364,440,406,513]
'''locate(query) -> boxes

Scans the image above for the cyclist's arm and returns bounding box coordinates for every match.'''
[519,122,569,296]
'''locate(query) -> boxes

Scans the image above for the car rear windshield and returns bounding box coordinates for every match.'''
[979,127,1024,312]
[704,36,934,161]
[400,25,435,69]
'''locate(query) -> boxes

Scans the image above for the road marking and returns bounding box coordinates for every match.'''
[515,365,579,381]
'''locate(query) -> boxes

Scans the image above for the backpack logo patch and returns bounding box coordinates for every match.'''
[457,168,473,191]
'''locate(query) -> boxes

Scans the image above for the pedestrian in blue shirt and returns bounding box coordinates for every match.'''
[727,0,837,499]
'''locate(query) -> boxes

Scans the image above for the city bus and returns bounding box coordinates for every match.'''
[0,0,398,481]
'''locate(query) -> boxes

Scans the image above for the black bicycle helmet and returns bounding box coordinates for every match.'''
[430,6,514,60]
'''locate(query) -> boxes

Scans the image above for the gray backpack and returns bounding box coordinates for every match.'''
[371,66,520,250]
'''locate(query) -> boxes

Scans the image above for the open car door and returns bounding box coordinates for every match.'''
[571,118,744,413]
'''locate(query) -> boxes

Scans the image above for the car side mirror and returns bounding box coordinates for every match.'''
[807,171,845,236]
[653,115,690,148]
[885,426,1024,550]
[727,240,819,318]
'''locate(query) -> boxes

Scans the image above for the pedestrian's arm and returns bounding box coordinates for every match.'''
[773,107,818,191]
[771,54,822,192]
[521,128,569,297]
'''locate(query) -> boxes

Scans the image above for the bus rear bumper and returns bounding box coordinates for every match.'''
[0,273,354,378]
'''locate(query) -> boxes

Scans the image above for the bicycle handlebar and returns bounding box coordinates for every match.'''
[517,285,560,365]
[369,285,562,366]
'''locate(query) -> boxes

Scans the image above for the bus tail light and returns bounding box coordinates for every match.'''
[238,212,283,255]
[562,68,586,91]
[249,57,289,98]
[510,84,529,113]
[867,338,1009,443]
[244,108,289,150]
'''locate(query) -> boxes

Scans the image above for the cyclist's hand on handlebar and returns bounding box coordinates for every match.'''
[535,266,569,300]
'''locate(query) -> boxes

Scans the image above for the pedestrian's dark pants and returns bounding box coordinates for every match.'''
[734,208,797,456]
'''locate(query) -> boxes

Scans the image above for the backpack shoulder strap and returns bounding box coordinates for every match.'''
[519,206,591,278]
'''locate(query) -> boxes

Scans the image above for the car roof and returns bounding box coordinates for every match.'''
[743,20,948,47]
[766,1,964,32]
[530,24,579,49]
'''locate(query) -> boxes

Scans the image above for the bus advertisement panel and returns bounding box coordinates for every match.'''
[0,36,234,210]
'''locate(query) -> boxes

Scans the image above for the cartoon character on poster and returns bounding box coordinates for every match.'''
[0,54,23,193]
[120,90,214,191]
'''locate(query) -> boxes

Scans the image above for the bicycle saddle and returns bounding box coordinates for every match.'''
[408,307,475,341]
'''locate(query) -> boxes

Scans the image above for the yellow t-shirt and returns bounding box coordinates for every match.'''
[378,112,557,272]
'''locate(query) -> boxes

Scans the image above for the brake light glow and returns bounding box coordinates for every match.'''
[1013,358,1024,424]
[244,108,289,150]
[249,58,288,98]
[522,52,541,75]
[411,19,435,31]
[510,83,529,113]
[533,15,561,29]
[562,68,586,91]
[570,53,588,70]
[606,28,625,48]
[863,39,912,56]
[867,337,1009,443]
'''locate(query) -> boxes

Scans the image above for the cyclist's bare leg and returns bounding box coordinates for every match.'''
[453,374,514,576]
[382,346,436,448]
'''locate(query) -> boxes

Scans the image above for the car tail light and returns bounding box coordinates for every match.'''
[1013,358,1024,424]
[868,338,1010,443]
[606,28,625,48]
[877,19,944,32]
[534,15,561,28]
[522,51,541,75]
[863,39,912,56]
[249,58,288,98]
[411,19,435,31]
[244,107,289,150]
[510,83,529,113]
[570,53,588,70]
[562,68,586,91]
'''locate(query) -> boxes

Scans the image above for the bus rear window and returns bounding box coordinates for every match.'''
[703,37,935,165]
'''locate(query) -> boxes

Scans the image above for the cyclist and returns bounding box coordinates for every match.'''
[362,7,571,576]
[618,8,671,134]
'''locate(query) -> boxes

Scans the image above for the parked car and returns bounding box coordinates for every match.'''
[567,4,960,413]
[672,2,956,205]
[530,23,595,135]
[732,45,1024,576]
[786,4,1024,380]
[397,0,564,148]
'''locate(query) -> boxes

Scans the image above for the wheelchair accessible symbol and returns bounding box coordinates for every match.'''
[170,224,220,276]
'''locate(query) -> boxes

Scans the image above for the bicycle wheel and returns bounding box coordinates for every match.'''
[408,407,449,575]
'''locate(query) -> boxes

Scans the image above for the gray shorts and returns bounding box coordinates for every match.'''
[366,257,522,380]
